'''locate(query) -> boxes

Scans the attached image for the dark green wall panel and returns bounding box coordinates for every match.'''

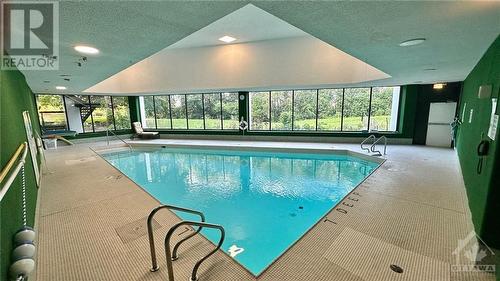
[456,35,500,247]
[0,69,41,279]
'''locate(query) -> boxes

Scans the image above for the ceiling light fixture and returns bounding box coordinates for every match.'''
[433,83,446,90]
[218,35,236,43]
[56,86,67,90]
[74,45,99,55]
[399,38,426,47]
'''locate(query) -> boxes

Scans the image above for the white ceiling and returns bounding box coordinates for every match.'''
[85,5,390,95]
[168,4,307,49]
[19,1,500,95]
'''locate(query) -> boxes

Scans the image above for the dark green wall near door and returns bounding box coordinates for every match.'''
[456,35,500,248]
[0,69,41,280]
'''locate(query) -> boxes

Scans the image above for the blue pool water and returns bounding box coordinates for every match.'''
[101,147,378,275]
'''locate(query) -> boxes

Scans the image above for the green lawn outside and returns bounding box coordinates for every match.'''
[144,115,392,131]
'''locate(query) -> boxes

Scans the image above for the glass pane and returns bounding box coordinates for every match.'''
[90,96,113,132]
[293,90,317,130]
[249,92,269,130]
[112,97,131,130]
[204,93,221,129]
[36,95,67,131]
[343,88,370,131]
[271,91,292,130]
[186,94,204,129]
[370,87,400,131]
[170,95,187,129]
[140,96,156,129]
[75,95,93,133]
[221,92,238,130]
[155,96,171,129]
[318,89,342,131]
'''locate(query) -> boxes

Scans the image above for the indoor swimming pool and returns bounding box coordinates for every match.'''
[101,147,379,275]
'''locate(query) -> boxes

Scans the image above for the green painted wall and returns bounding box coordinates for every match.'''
[0,69,41,279]
[456,36,500,248]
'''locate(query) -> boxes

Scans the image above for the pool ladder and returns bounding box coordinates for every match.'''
[147,205,225,281]
[361,135,387,156]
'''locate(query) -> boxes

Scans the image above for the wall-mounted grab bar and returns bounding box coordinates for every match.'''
[147,205,205,272]
[164,221,225,281]
[0,142,28,202]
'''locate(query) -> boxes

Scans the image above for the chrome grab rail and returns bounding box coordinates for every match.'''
[147,205,205,272]
[164,221,224,281]
[105,128,132,150]
[0,142,28,202]
[360,135,376,153]
[370,136,387,156]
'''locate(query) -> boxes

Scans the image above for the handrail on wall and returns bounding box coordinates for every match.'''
[0,142,28,202]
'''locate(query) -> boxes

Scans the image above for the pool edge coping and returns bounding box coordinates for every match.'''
[90,143,386,279]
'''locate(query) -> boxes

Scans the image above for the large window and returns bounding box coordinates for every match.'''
[37,94,131,133]
[271,91,292,130]
[187,94,204,129]
[369,87,400,131]
[170,95,187,129]
[36,95,67,131]
[249,86,400,132]
[343,88,370,131]
[222,93,239,129]
[139,92,239,131]
[293,90,317,130]
[318,89,342,131]
[249,91,270,130]
[204,93,222,129]
[155,96,171,129]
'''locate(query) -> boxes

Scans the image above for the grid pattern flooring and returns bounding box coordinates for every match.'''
[35,140,496,281]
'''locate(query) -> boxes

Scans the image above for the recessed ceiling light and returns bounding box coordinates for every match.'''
[56,86,67,90]
[74,45,99,55]
[219,35,236,43]
[433,83,446,90]
[399,38,425,47]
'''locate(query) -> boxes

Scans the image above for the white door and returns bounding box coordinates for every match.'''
[425,102,457,147]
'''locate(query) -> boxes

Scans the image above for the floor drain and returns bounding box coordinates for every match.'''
[390,264,403,273]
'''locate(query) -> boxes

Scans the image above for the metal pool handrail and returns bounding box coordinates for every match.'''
[370,136,387,155]
[105,128,132,150]
[360,134,376,153]
[147,205,206,272]
[164,221,225,281]
[0,142,28,202]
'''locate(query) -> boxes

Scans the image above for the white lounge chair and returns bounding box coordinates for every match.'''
[132,122,160,139]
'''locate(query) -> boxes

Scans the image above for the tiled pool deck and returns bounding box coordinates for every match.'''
[35,140,496,281]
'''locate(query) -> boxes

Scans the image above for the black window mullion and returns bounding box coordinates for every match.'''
[291,90,295,131]
[341,89,345,131]
[220,93,223,130]
[201,93,206,130]
[315,89,319,131]
[367,87,373,131]
[268,91,271,131]
[152,96,158,129]
[61,95,69,130]
[184,95,189,130]
[168,95,173,129]
[89,96,95,132]
[110,96,116,131]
